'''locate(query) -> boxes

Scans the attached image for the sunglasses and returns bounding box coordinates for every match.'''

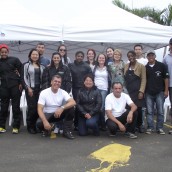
[59,49,66,52]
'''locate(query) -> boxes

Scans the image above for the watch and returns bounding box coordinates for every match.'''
[61,106,65,110]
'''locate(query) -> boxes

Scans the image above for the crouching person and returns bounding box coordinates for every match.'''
[37,75,76,139]
[105,82,138,139]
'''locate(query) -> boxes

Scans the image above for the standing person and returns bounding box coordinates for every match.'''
[36,42,50,67]
[22,49,45,134]
[42,52,72,93]
[134,44,148,66]
[0,44,22,134]
[57,44,71,66]
[105,82,138,139]
[163,38,172,134]
[77,74,102,136]
[109,49,128,93]
[145,50,169,135]
[106,47,114,65]
[124,50,146,133]
[85,49,96,71]
[68,51,92,130]
[93,53,111,131]
[37,75,76,139]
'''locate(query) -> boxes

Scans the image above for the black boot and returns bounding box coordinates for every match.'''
[63,121,75,139]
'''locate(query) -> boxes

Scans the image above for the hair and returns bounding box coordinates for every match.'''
[36,42,45,47]
[95,53,107,66]
[106,47,114,53]
[75,51,84,57]
[111,81,123,88]
[83,73,94,82]
[50,52,63,68]
[134,44,143,50]
[51,74,62,81]
[127,50,136,57]
[87,49,96,60]
[57,44,68,65]
[28,48,40,64]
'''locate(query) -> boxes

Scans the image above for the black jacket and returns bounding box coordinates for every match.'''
[69,61,92,88]
[0,56,22,88]
[42,65,72,93]
[76,86,102,117]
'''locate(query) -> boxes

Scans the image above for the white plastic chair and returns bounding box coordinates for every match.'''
[9,91,27,126]
[164,96,171,122]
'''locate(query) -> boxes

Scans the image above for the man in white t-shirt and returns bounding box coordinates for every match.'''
[105,82,138,139]
[37,75,76,139]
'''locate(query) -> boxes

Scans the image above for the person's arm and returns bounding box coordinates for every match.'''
[127,103,137,123]
[54,98,76,118]
[106,110,126,132]
[164,78,169,98]
[63,66,72,93]
[41,67,50,90]
[139,64,146,99]
[37,103,52,130]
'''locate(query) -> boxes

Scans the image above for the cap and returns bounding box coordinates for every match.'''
[169,38,172,44]
[0,44,9,51]
[147,49,156,56]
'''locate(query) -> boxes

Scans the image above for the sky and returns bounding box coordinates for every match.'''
[120,0,172,10]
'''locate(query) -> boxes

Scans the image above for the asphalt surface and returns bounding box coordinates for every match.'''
[0,121,172,172]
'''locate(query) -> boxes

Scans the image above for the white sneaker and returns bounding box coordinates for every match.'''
[53,127,59,134]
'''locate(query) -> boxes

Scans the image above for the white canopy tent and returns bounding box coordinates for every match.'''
[0,0,172,62]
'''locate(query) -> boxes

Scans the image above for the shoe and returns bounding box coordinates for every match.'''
[42,130,49,137]
[12,128,19,134]
[157,129,165,135]
[63,131,75,139]
[0,127,6,133]
[74,127,78,131]
[100,126,107,131]
[53,127,59,134]
[125,132,137,139]
[145,129,154,134]
[28,128,37,134]
[138,126,145,133]
[169,129,172,134]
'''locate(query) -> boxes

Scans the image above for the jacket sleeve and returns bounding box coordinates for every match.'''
[41,67,50,90]
[76,90,87,117]
[89,89,102,116]
[63,66,72,93]
[139,64,146,93]
[21,63,30,90]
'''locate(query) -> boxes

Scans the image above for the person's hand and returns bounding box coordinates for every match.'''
[138,92,144,99]
[28,87,33,97]
[127,111,133,123]
[43,121,52,130]
[18,84,23,92]
[118,123,126,132]
[164,91,168,98]
[85,113,91,119]
[54,108,64,118]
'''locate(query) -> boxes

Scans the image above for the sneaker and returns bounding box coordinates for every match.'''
[125,132,137,139]
[12,128,19,134]
[53,127,59,134]
[145,129,153,134]
[169,129,172,134]
[63,131,75,139]
[0,127,6,133]
[157,129,165,135]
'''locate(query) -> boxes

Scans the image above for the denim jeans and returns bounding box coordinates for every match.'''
[98,89,108,127]
[78,114,99,136]
[145,92,165,130]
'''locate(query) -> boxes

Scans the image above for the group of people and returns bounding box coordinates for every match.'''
[0,38,172,140]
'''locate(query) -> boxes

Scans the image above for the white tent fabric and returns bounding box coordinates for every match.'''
[0,0,172,62]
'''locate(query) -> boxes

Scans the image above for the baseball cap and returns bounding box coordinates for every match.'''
[147,49,156,56]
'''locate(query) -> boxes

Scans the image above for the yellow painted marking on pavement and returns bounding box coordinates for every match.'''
[164,123,172,128]
[88,143,131,172]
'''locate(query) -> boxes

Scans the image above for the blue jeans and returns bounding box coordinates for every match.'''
[78,115,99,136]
[146,92,165,130]
[98,89,108,127]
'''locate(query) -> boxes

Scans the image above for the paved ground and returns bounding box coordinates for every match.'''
[0,121,172,172]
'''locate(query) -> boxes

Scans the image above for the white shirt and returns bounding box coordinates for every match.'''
[136,57,148,66]
[38,87,71,113]
[105,92,133,119]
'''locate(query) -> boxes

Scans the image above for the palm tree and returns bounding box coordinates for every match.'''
[162,4,172,25]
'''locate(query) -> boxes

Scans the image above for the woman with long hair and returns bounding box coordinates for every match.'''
[106,47,114,65]
[85,49,96,71]
[22,48,45,134]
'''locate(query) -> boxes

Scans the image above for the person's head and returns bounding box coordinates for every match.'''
[134,44,143,58]
[36,42,45,56]
[57,44,67,58]
[28,49,40,63]
[127,50,136,63]
[87,49,96,62]
[106,47,114,59]
[113,49,122,62]
[0,44,9,59]
[146,50,156,64]
[112,82,123,98]
[51,75,62,92]
[96,53,107,66]
[75,51,84,62]
[169,38,172,52]
[50,52,63,68]
[83,74,94,89]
